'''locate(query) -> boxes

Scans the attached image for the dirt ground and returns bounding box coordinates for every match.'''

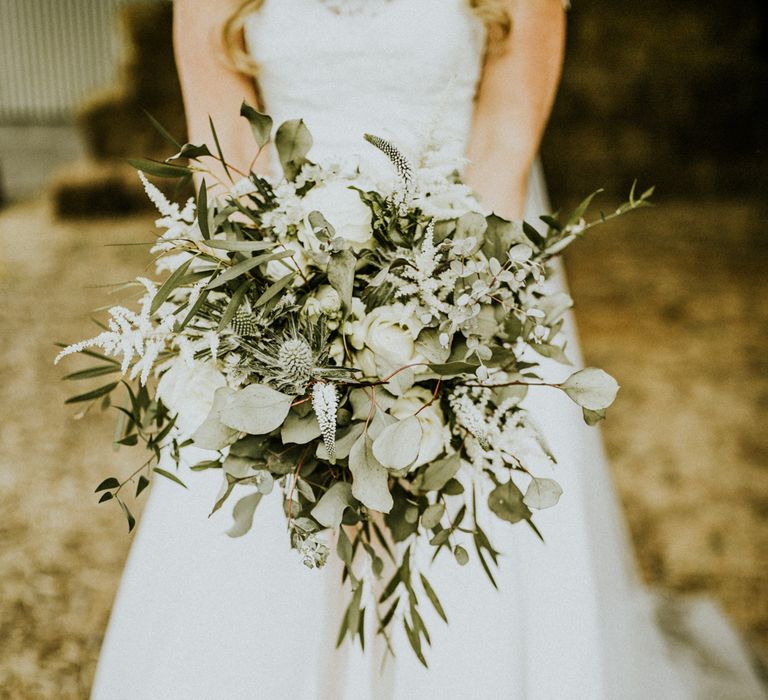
[0,196,766,698]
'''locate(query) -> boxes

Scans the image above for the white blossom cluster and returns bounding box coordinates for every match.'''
[55,277,215,384]
[449,383,554,478]
[138,172,199,274]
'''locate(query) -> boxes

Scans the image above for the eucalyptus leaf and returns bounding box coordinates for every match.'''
[281,410,321,444]
[65,381,118,404]
[523,477,563,510]
[453,545,469,566]
[221,384,294,434]
[420,573,448,623]
[531,342,572,365]
[216,280,250,332]
[412,453,460,493]
[421,502,445,530]
[427,360,480,377]
[240,101,273,148]
[191,387,239,450]
[349,434,393,513]
[311,482,355,528]
[275,119,312,180]
[372,417,422,471]
[560,368,619,410]
[226,493,263,537]
[327,249,356,310]
[582,407,607,426]
[488,480,530,524]
[415,329,450,364]
[197,180,210,239]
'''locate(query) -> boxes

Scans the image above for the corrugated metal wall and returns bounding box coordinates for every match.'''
[0,0,161,124]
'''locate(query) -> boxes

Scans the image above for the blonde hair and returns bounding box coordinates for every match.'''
[223,0,511,78]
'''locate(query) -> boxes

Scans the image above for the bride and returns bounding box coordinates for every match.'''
[91,1,766,698]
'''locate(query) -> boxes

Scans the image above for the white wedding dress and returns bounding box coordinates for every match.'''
[91,1,766,698]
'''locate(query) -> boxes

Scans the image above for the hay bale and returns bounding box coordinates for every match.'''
[49,161,149,218]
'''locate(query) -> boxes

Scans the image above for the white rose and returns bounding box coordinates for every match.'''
[300,181,373,248]
[390,387,450,468]
[348,304,423,377]
[156,359,226,437]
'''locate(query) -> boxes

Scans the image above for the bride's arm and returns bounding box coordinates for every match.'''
[465,0,566,219]
[173,0,266,185]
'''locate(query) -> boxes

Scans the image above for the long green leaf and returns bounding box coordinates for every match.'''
[197,180,210,240]
[153,467,188,489]
[177,287,210,332]
[217,280,250,332]
[208,116,232,181]
[253,272,295,307]
[64,365,119,381]
[143,110,181,149]
[419,574,447,623]
[150,257,194,314]
[65,381,118,404]
[205,239,275,252]
[206,250,292,290]
[127,158,191,179]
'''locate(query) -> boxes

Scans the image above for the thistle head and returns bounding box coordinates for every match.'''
[278,337,314,385]
[230,310,259,337]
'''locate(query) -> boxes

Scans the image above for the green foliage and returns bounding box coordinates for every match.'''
[220,384,294,435]
[240,101,273,148]
[560,367,620,411]
[349,434,393,513]
[275,119,312,180]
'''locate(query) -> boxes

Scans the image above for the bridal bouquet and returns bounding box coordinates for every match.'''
[57,104,651,662]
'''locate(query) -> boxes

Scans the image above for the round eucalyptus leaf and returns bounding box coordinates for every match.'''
[454,545,469,566]
[372,416,423,470]
[488,481,531,524]
[190,387,239,450]
[421,502,446,530]
[311,482,355,529]
[561,368,619,410]
[523,477,563,510]
[220,384,293,434]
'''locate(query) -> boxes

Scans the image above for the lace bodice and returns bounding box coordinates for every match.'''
[244,0,486,181]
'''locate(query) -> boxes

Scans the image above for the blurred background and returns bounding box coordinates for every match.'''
[0,0,766,696]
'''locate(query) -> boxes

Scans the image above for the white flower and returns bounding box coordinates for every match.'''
[412,179,487,220]
[300,181,373,248]
[347,303,423,377]
[305,285,342,318]
[311,382,338,462]
[156,359,227,437]
[389,387,450,468]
